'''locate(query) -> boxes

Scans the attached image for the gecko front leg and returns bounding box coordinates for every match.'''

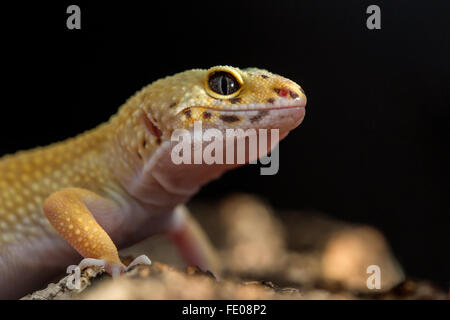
[168,206,221,277]
[43,187,151,276]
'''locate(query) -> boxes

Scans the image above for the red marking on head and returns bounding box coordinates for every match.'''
[279,88,289,97]
[143,114,162,138]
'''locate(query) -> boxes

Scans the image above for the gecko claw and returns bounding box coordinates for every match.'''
[78,258,107,270]
[125,254,152,271]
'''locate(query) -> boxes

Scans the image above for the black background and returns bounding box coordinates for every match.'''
[2,1,449,286]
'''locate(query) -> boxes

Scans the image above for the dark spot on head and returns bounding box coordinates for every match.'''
[250,110,269,123]
[229,97,242,104]
[156,137,162,145]
[261,74,269,79]
[169,102,177,108]
[202,111,212,119]
[289,90,299,99]
[142,139,147,148]
[220,115,240,123]
[183,108,192,119]
[267,98,275,104]
[273,88,281,94]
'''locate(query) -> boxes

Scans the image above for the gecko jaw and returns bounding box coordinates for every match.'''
[186,97,306,114]
[202,104,305,113]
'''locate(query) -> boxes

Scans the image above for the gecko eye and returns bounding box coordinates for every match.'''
[205,68,243,99]
[208,72,240,95]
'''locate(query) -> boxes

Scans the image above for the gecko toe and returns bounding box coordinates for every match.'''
[78,258,106,270]
[77,258,126,277]
[125,254,152,271]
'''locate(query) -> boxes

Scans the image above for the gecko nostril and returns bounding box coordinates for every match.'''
[274,87,289,97]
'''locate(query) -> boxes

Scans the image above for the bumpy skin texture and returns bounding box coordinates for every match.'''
[0,66,306,298]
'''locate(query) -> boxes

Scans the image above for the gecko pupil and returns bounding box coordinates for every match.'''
[208,71,240,95]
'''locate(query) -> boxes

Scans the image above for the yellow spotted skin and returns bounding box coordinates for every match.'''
[0,66,306,296]
[0,128,114,246]
[43,188,121,264]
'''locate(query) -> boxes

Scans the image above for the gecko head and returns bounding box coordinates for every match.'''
[139,66,307,144]
[113,67,307,203]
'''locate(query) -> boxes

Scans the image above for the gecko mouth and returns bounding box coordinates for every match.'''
[201,104,305,113]
[171,97,306,132]
[178,95,307,116]
[187,101,306,130]
[190,98,306,114]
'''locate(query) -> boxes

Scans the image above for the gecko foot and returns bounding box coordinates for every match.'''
[77,255,151,278]
[78,258,125,278]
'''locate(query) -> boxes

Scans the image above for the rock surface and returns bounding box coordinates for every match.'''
[21,194,447,300]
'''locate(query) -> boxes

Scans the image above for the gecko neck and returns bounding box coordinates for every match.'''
[98,98,239,212]
[95,95,188,212]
